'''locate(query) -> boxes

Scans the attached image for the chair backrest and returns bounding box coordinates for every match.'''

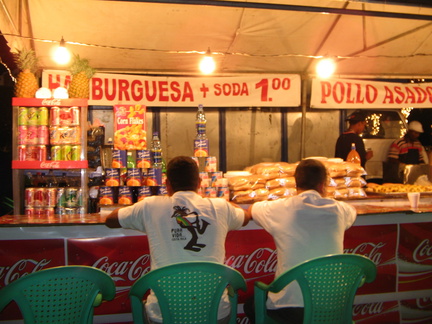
[0,265,116,324]
[254,254,377,324]
[129,261,247,324]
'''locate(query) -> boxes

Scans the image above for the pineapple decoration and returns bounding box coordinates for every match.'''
[13,48,39,98]
[68,54,95,99]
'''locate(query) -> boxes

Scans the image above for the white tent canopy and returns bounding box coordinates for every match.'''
[1,0,432,78]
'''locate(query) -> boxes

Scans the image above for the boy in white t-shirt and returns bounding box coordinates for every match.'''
[106,156,250,323]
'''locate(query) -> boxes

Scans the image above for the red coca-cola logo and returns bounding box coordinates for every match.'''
[353,302,384,316]
[42,98,61,106]
[0,259,51,286]
[416,297,432,308]
[40,161,61,168]
[92,254,151,282]
[414,239,432,263]
[226,247,277,275]
[344,242,385,264]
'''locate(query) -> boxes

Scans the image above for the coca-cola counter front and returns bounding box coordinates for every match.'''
[1,198,432,323]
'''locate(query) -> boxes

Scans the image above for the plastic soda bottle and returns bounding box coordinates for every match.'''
[150,132,163,186]
[346,143,361,164]
[194,104,209,157]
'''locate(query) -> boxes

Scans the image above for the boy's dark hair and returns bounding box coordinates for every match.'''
[166,156,200,192]
[294,159,327,192]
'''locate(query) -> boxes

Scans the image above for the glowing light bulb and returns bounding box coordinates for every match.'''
[52,37,71,65]
[199,48,216,74]
[316,58,336,78]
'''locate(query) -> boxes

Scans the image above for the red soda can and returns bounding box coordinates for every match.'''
[71,107,80,125]
[34,207,44,216]
[33,188,46,207]
[25,145,39,161]
[46,188,57,207]
[18,126,27,144]
[37,126,49,144]
[50,107,60,125]
[25,188,36,206]
[59,108,73,126]
[38,107,49,125]
[49,126,61,145]
[25,207,35,216]
[18,145,27,161]
[26,126,38,145]
[37,145,47,161]
[44,207,55,217]
[51,145,62,161]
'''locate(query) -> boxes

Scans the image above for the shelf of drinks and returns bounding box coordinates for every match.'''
[12,160,89,169]
[12,97,88,107]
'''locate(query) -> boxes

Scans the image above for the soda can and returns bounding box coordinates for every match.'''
[59,108,73,126]
[45,188,57,207]
[56,188,66,207]
[70,126,81,144]
[205,187,217,198]
[25,145,39,161]
[146,168,162,186]
[25,188,36,207]
[126,168,142,186]
[211,171,223,187]
[51,145,62,161]
[49,126,61,145]
[199,171,209,180]
[37,145,47,161]
[38,107,49,125]
[205,156,217,172]
[18,126,27,144]
[50,107,61,125]
[26,126,38,145]
[37,126,49,144]
[118,186,133,205]
[112,149,127,168]
[18,107,28,125]
[194,138,209,157]
[44,207,55,217]
[27,107,39,126]
[33,188,46,207]
[25,207,35,216]
[18,145,27,161]
[137,186,151,201]
[105,168,120,186]
[136,150,151,168]
[201,178,211,189]
[217,186,230,200]
[99,186,115,205]
[71,107,80,125]
[71,145,81,161]
[62,145,72,161]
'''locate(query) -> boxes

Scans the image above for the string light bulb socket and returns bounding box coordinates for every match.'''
[199,47,216,74]
[52,36,71,65]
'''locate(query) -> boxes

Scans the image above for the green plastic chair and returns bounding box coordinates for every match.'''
[0,265,116,324]
[129,261,247,324]
[254,254,377,324]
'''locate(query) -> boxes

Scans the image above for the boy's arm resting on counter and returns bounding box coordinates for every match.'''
[229,201,251,226]
[105,208,122,228]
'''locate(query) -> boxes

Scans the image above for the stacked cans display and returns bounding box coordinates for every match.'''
[17,106,49,161]
[198,169,229,200]
[24,186,84,216]
[17,106,82,161]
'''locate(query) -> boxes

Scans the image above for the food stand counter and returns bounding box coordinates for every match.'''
[1,196,431,323]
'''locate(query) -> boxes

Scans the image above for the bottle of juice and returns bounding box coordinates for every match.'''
[194,104,209,157]
[346,143,361,164]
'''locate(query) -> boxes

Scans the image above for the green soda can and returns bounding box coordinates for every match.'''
[61,145,72,161]
[71,145,81,161]
[51,145,62,161]
[27,107,39,126]
[18,107,28,125]
[38,107,49,125]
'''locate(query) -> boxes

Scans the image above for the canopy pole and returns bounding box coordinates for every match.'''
[300,75,308,160]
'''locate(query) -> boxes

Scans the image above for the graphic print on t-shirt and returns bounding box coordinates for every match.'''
[171,205,210,252]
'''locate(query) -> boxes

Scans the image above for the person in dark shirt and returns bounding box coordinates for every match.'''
[335,111,373,168]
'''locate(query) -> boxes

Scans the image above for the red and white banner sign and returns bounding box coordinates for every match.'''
[42,70,301,107]
[311,78,432,109]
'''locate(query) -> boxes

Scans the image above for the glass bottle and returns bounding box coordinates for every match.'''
[194,104,209,157]
[151,132,163,169]
[346,143,361,164]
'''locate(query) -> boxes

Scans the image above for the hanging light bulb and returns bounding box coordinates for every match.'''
[52,37,71,65]
[316,57,336,78]
[199,48,216,74]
